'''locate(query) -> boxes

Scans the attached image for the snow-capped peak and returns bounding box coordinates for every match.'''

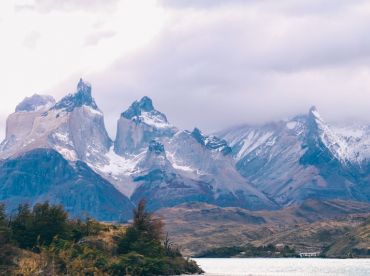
[120,96,170,129]
[191,127,232,155]
[305,106,353,163]
[15,94,56,113]
[308,105,323,121]
[53,78,98,112]
[115,97,177,155]
[77,78,91,93]
[122,96,156,118]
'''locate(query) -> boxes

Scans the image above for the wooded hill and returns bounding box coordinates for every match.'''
[0,200,203,275]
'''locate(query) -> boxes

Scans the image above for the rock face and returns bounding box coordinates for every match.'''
[114,96,176,155]
[1,95,56,152]
[130,138,275,211]
[218,106,370,205]
[53,79,98,111]
[103,95,275,211]
[0,79,112,164]
[191,128,232,155]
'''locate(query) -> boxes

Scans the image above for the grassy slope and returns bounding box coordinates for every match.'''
[325,217,370,257]
[159,200,370,256]
[13,224,127,275]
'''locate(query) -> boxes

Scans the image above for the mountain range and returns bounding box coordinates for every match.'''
[0,79,369,221]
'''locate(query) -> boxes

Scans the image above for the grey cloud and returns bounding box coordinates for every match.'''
[161,0,368,15]
[39,0,370,137]
[265,0,370,16]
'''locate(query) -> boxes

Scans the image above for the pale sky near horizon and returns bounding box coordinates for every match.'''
[1,0,370,139]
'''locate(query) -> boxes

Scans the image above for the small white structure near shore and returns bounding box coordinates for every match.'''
[299,252,321,258]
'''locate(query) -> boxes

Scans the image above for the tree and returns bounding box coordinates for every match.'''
[0,204,9,245]
[0,204,18,270]
[11,202,69,249]
[10,204,34,249]
[116,199,203,275]
[117,199,164,257]
[31,202,69,246]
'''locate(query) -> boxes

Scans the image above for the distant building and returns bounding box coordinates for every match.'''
[299,252,321,258]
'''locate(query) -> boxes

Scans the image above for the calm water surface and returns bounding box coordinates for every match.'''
[193,258,370,276]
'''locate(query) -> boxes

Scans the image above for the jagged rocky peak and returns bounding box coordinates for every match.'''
[306,106,327,133]
[191,127,232,155]
[308,105,321,119]
[148,140,165,155]
[15,94,56,112]
[135,139,171,172]
[77,78,91,93]
[114,96,176,155]
[121,96,169,127]
[53,78,98,112]
[307,106,328,127]
[191,128,205,144]
[122,96,155,119]
[306,106,334,136]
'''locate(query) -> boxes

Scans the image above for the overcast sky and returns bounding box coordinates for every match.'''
[1,0,370,139]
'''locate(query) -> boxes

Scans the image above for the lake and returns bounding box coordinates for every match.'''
[192,258,370,276]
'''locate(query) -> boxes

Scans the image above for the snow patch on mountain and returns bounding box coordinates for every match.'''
[139,111,171,129]
[96,147,139,175]
[306,107,370,164]
[222,127,275,160]
[331,124,370,163]
[286,121,297,130]
[308,106,350,163]
[121,96,172,129]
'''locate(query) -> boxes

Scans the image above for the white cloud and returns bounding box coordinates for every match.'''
[0,0,166,138]
[84,0,370,135]
[1,0,370,140]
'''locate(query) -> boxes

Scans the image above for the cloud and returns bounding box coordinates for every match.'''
[35,0,119,12]
[160,0,253,9]
[78,0,370,136]
[84,30,116,46]
[14,4,35,12]
[22,31,41,49]
[3,0,370,139]
[0,0,164,140]
[160,0,368,14]
[19,0,119,13]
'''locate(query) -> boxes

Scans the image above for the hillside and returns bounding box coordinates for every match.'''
[0,202,202,275]
[159,200,370,256]
[325,217,370,257]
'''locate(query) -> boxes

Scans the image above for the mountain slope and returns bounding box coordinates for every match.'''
[325,216,370,257]
[1,79,370,220]
[114,96,177,155]
[0,79,277,217]
[0,148,133,221]
[159,200,370,256]
[218,107,370,205]
[0,79,112,165]
[96,94,277,211]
